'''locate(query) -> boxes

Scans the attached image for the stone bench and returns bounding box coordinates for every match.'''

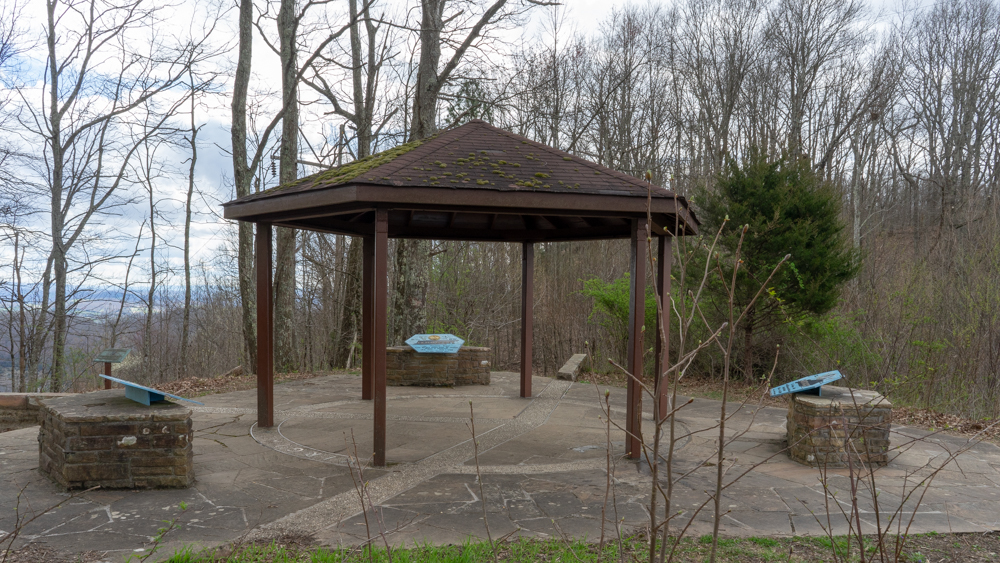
[37,390,194,489]
[557,354,587,382]
[786,387,892,467]
[386,346,490,387]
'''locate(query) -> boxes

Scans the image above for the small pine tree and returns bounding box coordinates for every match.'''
[445,79,494,125]
[695,151,859,378]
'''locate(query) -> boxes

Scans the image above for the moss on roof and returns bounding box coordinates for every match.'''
[230,120,684,207]
[257,137,428,196]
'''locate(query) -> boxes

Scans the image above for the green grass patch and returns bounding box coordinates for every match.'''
[154,531,1000,563]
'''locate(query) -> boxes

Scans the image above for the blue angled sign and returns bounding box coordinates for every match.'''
[769,370,843,397]
[100,374,205,406]
[405,333,464,354]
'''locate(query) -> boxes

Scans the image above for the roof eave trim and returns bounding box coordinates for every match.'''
[223,184,691,223]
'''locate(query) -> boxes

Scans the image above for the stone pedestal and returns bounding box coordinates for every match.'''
[37,390,194,489]
[786,387,892,468]
[386,346,490,387]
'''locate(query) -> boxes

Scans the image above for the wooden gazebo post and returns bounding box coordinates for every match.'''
[255,223,274,428]
[626,218,647,459]
[372,209,389,467]
[362,234,375,400]
[520,241,534,398]
[655,235,672,420]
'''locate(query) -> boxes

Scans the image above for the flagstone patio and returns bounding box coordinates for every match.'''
[2,372,999,561]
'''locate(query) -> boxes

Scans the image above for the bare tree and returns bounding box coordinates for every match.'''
[136,136,167,380]
[896,0,1000,233]
[765,0,867,155]
[249,0,379,369]
[272,0,301,371]
[16,0,210,390]
[180,72,204,378]
[677,0,765,170]
[230,0,262,373]
[393,0,552,343]
[300,0,400,365]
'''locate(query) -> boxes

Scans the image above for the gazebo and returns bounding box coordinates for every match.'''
[222,120,698,466]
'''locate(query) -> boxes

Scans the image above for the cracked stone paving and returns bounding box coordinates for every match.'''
[2,371,1000,560]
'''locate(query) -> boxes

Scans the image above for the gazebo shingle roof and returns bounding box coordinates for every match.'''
[223,120,697,241]
[238,119,680,202]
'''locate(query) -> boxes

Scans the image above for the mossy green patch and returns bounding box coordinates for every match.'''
[259,137,427,196]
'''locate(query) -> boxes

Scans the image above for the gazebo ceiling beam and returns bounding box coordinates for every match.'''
[248,208,689,238]
[283,218,375,236]
[279,216,661,241]
[387,224,631,242]
[251,204,376,224]
[224,185,689,223]
[544,215,569,229]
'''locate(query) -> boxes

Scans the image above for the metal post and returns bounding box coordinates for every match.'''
[373,210,389,467]
[655,235,672,421]
[626,218,647,459]
[256,223,274,428]
[362,234,374,400]
[103,362,112,389]
[520,241,534,398]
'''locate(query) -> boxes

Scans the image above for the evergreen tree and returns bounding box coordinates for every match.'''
[445,79,494,125]
[696,151,859,377]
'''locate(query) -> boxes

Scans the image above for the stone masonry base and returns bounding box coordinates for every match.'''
[787,387,892,468]
[386,346,490,387]
[38,390,194,489]
[0,393,74,432]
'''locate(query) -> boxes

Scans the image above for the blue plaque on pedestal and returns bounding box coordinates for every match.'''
[405,333,464,354]
[769,370,843,397]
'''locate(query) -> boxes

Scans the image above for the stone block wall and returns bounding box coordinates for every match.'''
[38,390,194,489]
[386,346,490,387]
[0,393,74,432]
[787,387,892,467]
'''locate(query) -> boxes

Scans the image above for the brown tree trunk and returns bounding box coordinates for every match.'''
[50,248,66,392]
[45,0,64,392]
[182,76,198,378]
[743,308,755,380]
[335,238,363,364]
[231,0,257,372]
[391,239,429,344]
[410,0,445,141]
[388,0,512,341]
[274,0,299,372]
[144,168,156,380]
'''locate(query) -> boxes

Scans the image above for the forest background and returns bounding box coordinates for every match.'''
[1,0,998,420]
